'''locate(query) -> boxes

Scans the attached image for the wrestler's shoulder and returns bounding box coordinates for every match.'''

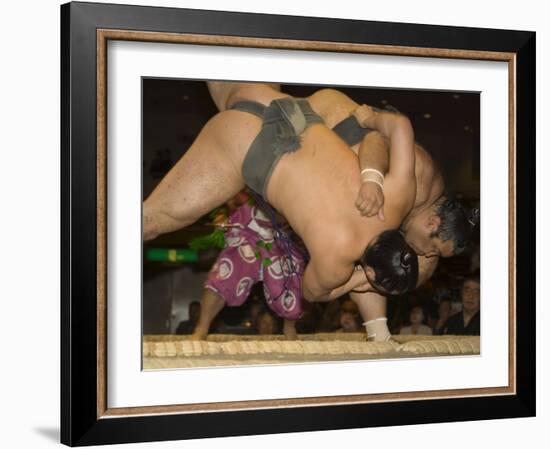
[308,223,360,261]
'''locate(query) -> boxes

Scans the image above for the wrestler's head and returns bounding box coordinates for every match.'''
[401,196,478,258]
[360,230,419,295]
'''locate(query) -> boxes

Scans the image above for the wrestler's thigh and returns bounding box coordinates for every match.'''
[146,111,259,224]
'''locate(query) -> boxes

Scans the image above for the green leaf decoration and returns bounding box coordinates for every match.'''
[188,229,226,251]
[208,206,227,220]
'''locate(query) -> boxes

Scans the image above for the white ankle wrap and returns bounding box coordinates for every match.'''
[363,317,391,342]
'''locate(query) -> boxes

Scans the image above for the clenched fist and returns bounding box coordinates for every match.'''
[355,181,385,220]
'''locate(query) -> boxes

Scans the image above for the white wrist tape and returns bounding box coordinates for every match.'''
[360,168,384,189]
[363,317,391,342]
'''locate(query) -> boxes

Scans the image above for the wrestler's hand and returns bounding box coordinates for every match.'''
[353,104,377,128]
[355,182,385,220]
[350,281,370,294]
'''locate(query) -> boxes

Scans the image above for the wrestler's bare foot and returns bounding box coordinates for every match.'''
[189,327,209,341]
[189,290,225,341]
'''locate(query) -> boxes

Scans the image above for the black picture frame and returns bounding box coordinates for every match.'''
[61,1,536,446]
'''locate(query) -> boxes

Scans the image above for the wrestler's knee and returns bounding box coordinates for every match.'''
[142,199,195,241]
[142,201,160,241]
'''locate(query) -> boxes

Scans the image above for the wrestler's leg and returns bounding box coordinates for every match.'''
[190,288,226,340]
[349,291,392,341]
[283,319,298,340]
[350,291,386,321]
[207,81,283,112]
[143,110,258,241]
[192,241,262,340]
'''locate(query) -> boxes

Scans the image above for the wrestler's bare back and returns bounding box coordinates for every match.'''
[306,88,445,212]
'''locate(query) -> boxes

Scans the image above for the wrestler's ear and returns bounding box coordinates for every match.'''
[364,266,376,280]
[426,214,441,233]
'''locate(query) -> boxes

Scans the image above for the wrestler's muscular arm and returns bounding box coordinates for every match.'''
[323,268,370,301]
[307,89,414,219]
[360,111,416,227]
[355,105,416,182]
[355,107,417,220]
[306,89,388,219]
[302,254,356,302]
[355,131,389,219]
[301,230,383,303]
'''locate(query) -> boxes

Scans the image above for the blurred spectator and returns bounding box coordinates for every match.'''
[256,310,282,335]
[249,300,264,326]
[175,301,201,335]
[424,299,439,331]
[318,299,343,332]
[399,305,433,336]
[433,285,452,303]
[295,302,323,334]
[389,293,421,334]
[336,299,362,333]
[433,298,453,335]
[241,289,265,332]
[388,295,407,334]
[443,274,480,336]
